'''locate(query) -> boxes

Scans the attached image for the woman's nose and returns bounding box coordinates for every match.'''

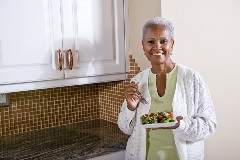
[153,41,162,50]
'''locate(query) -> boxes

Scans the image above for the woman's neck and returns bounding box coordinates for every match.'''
[151,60,175,75]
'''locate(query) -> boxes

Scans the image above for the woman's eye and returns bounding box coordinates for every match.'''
[148,40,154,44]
[160,39,168,44]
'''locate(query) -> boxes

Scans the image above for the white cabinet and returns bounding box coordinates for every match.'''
[62,0,126,78]
[0,0,64,84]
[0,0,129,93]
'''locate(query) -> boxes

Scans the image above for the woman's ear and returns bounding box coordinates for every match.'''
[170,40,174,55]
[171,40,175,48]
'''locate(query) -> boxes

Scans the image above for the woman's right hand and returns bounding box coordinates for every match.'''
[124,82,141,111]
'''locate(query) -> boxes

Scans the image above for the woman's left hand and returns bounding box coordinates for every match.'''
[152,116,183,130]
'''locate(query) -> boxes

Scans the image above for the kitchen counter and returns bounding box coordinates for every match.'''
[0,119,129,160]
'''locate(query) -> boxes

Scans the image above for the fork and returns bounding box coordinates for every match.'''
[130,81,149,104]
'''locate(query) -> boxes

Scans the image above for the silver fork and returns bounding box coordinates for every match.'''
[131,81,149,104]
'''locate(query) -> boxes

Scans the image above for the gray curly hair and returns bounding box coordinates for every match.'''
[142,17,174,41]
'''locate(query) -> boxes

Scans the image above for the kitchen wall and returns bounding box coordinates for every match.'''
[129,0,240,159]
[161,1,240,159]
[0,55,140,137]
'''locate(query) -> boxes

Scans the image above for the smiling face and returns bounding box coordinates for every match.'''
[142,25,174,66]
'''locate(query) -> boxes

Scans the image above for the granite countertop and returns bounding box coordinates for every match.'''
[0,119,129,160]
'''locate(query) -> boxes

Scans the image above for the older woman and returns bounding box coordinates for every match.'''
[118,17,217,160]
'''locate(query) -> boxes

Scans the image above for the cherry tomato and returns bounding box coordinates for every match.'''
[158,115,163,120]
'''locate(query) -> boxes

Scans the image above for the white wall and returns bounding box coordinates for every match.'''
[161,0,240,160]
[129,0,161,70]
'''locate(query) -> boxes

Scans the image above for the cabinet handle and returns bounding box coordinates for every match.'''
[68,49,73,70]
[57,49,63,71]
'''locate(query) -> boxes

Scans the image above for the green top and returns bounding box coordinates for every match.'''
[146,65,179,160]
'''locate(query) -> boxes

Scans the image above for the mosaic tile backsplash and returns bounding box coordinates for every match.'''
[0,55,140,137]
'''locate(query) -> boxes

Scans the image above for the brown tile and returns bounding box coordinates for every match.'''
[0,55,140,136]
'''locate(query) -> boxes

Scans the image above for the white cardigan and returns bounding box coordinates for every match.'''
[118,64,217,160]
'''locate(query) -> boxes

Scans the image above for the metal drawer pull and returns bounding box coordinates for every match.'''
[68,49,73,70]
[57,49,63,71]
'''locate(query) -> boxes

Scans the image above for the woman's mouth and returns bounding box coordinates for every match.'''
[152,52,164,56]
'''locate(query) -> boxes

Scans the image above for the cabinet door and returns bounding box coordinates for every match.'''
[62,0,126,78]
[0,0,63,84]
